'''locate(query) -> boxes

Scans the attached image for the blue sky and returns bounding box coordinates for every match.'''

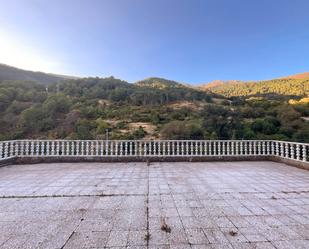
[0,0,309,83]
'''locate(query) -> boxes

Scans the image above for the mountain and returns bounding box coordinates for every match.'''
[203,73,309,98]
[0,64,77,85]
[135,77,186,89]
[199,80,242,90]
[0,68,308,142]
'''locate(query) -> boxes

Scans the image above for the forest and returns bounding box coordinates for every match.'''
[0,76,309,142]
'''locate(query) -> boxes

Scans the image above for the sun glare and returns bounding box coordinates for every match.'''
[0,30,62,73]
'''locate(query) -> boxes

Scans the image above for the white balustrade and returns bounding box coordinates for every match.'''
[0,140,308,164]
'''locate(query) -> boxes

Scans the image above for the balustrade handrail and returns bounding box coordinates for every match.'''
[0,139,308,163]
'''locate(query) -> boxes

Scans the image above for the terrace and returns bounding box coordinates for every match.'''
[0,140,308,249]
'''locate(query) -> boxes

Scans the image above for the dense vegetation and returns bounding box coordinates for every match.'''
[209,78,309,98]
[0,76,308,142]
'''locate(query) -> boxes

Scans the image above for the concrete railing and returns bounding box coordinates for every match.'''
[0,140,308,164]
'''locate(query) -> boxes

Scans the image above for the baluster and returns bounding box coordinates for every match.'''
[133,141,137,156]
[56,141,60,156]
[14,141,18,157]
[4,143,8,158]
[91,141,94,156]
[76,141,79,156]
[40,141,45,156]
[24,141,28,156]
[291,144,295,159]
[151,141,154,156]
[80,141,84,156]
[235,141,239,156]
[20,141,24,157]
[109,141,112,156]
[30,141,34,156]
[196,141,199,155]
[285,143,289,158]
[280,142,284,158]
[208,141,211,156]
[276,142,280,156]
[138,141,141,156]
[69,141,73,156]
[150,141,153,156]
[244,141,248,155]
[227,142,230,156]
[303,145,307,162]
[60,141,63,156]
[296,144,300,161]
[6,142,10,158]
[45,141,49,156]
[0,142,3,159]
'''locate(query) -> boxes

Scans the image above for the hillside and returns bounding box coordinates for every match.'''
[1,75,309,142]
[206,78,309,98]
[0,64,76,85]
[0,65,308,142]
[135,77,186,89]
[200,80,242,90]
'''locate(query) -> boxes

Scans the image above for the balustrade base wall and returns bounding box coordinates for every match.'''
[12,155,273,164]
[5,156,307,171]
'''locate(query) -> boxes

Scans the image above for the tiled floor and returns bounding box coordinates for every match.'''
[0,161,308,249]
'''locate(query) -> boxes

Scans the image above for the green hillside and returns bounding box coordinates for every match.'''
[0,75,309,142]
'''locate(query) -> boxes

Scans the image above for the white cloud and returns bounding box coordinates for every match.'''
[0,30,63,74]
